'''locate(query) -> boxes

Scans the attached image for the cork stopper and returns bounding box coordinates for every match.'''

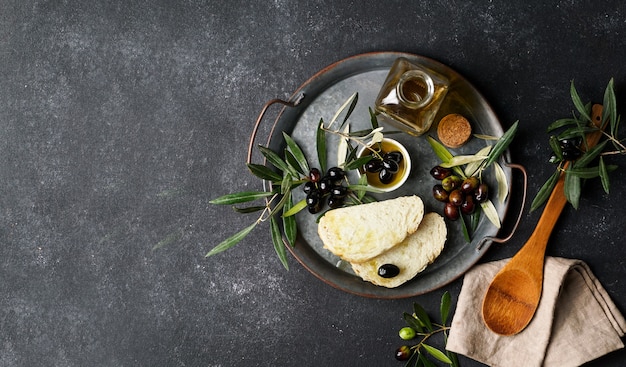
[437,114,472,148]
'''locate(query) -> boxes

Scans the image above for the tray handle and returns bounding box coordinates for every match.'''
[476,162,528,251]
[247,94,305,164]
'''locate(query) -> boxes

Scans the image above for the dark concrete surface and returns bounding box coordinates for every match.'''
[2,1,626,366]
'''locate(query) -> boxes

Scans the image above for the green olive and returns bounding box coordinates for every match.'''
[398,327,416,340]
[442,175,462,192]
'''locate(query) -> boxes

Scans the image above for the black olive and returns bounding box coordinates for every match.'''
[303,181,316,195]
[327,196,344,209]
[379,168,394,184]
[318,177,333,194]
[561,147,582,161]
[461,195,476,215]
[430,165,452,180]
[384,151,403,164]
[474,183,489,203]
[326,167,345,182]
[559,137,582,149]
[461,176,480,193]
[395,345,412,361]
[382,159,399,174]
[364,159,383,173]
[444,202,460,221]
[432,184,449,202]
[449,189,465,206]
[330,186,348,198]
[378,264,400,278]
[306,191,321,206]
[307,202,322,214]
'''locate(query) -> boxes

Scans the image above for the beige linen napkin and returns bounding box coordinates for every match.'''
[447,257,626,367]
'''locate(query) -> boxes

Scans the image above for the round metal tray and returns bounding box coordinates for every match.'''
[252,51,519,298]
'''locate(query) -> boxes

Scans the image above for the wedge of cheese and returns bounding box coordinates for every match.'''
[351,212,447,288]
[317,195,424,263]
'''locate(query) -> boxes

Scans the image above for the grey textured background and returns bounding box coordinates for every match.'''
[2,1,626,366]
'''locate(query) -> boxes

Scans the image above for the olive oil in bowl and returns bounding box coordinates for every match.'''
[358,138,411,192]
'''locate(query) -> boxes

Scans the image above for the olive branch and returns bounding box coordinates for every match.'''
[395,291,460,367]
[530,79,623,211]
[207,93,384,269]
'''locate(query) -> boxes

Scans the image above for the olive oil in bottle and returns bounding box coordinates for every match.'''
[375,57,449,136]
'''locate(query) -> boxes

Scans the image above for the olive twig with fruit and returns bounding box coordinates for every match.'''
[427,122,518,241]
[394,292,460,366]
[531,78,623,211]
[208,94,386,269]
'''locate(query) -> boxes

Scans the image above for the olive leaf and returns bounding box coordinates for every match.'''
[464,146,492,177]
[570,80,592,122]
[282,194,297,247]
[549,136,563,161]
[439,154,488,169]
[422,344,452,364]
[418,353,437,367]
[413,303,434,332]
[481,200,501,228]
[564,169,582,209]
[270,216,288,270]
[283,131,309,174]
[284,149,304,175]
[460,215,471,243]
[247,163,282,182]
[530,170,560,212]
[567,164,617,179]
[337,123,350,167]
[494,162,509,203]
[326,92,358,130]
[282,198,307,217]
[403,312,425,333]
[317,118,327,174]
[209,191,275,205]
[603,78,617,128]
[153,231,181,250]
[599,157,611,194]
[206,222,257,257]
[427,136,454,163]
[483,121,518,168]
[440,291,451,325]
[258,145,298,178]
[233,205,266,214]
[547,118,579,132]
[426,136,465,177]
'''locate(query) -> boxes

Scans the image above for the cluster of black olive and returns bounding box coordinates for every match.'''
[363,151,403,184]
[303,167,349,214]
[430,166,489,221]
[554,137,583,161]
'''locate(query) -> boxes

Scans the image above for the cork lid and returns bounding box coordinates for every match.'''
[437,114,472,148]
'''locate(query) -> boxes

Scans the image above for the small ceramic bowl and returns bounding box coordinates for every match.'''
[358,138,412,192]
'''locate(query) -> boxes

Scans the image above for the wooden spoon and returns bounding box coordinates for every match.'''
[481,104,605,335]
